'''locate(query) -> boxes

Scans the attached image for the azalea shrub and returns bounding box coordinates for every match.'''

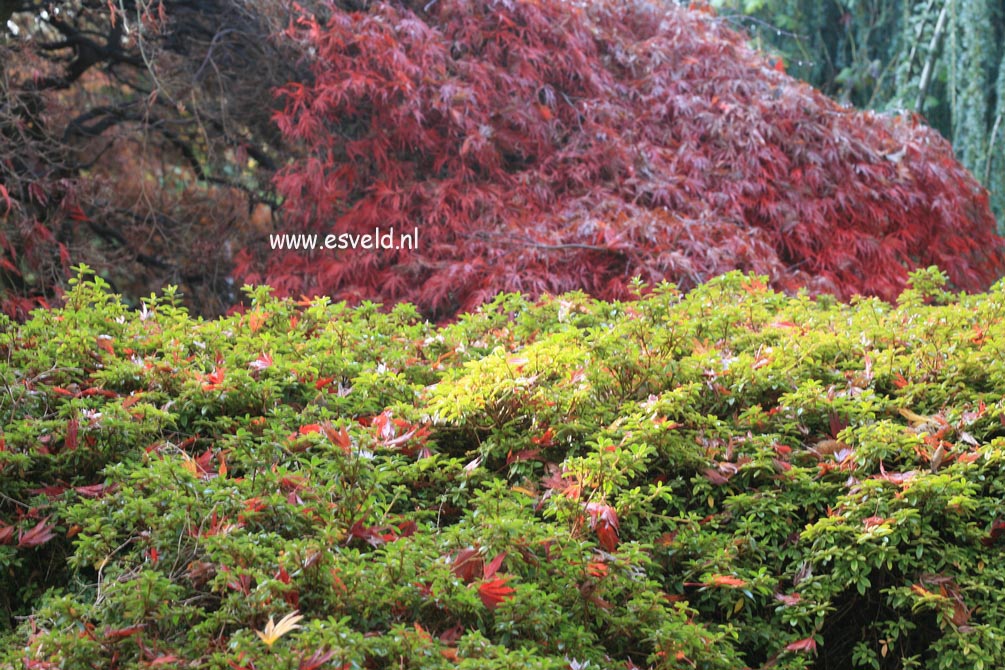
[2,267,1005,669]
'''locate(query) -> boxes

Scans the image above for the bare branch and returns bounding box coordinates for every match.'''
[915,4,949,114]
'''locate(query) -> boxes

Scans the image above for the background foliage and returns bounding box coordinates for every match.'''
[2,268,1005,669]
[1,0,308,317]
[713,0,1005,224]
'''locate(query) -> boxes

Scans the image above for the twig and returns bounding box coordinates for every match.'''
[915,4,949,114]
[519,241,625,254]
[903,0,939,80]
[984,111,1003,185]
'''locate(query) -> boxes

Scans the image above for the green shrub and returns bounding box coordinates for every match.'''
[2,266,1005,669]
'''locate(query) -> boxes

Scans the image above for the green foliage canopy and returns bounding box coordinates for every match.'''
[2,268,1005,668]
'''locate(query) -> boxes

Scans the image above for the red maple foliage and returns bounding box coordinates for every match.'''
[237,0,1004,319]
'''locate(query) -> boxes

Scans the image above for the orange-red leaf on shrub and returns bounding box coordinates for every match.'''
[775,592,802,606]
[684,574,748,589]
[17,517,56,549]
[483,552,507,579]
[202,367,225,391]
[478,577,515,610]
[451,547,483,584]
[320,422,351,452]
[74,483,113,498]
[594,519,619,552]
[397,520,417,539]
[0,523,14,545]
[249,352,273,370]
[96,336,115,355]
[785,637,818,654]
[64,418,79,452]
[708,574,747,588]
[981,519,1005,547]
[102,625,145,642]
[298,648,335,670]
[585,502,619,551]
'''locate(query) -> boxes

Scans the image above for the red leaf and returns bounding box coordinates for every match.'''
[483,552,507,579]
[981,519,1005,547]
[585,503,620,550]
[785,637,818,654]
[65,418,79,451]
[872,465,917,486]
[102,624,145,641]
[348,520,386,547]
[78,387,117,398]
[0,257,20,275]
[530,427,555,446]
[202,367,226,391]
[594,519,619,552]
[122,393,144,409]
[828,413,848,438]
[96,336,115,355]
[17,517,56,548]
[28,483,67,497]
[477,577,515,610]
[320,422,351,452]
[862,516,889,529]
[249,353,274,370]
[28,181,47,205]
[149,656,182,666]
[506,448,543,464]
[703,468,731,485]
[451,547,483,583]
[75,483,113,498]
[299,649,335,670]
[66,204,89,222]
[775,592,802,606]
[707,574,746,588]
[194,449,214,475]
[0,523,14,544]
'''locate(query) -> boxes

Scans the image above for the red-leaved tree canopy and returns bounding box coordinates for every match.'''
[238,0,1005,319]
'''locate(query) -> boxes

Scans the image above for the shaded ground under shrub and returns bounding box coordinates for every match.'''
[2,267,1005,669]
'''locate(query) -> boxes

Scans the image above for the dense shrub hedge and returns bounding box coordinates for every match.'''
[2,267,1005,669]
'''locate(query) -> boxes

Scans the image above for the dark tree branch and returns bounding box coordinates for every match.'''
[63,103,141,140]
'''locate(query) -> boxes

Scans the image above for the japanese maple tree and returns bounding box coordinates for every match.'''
[244,0,1004,319]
